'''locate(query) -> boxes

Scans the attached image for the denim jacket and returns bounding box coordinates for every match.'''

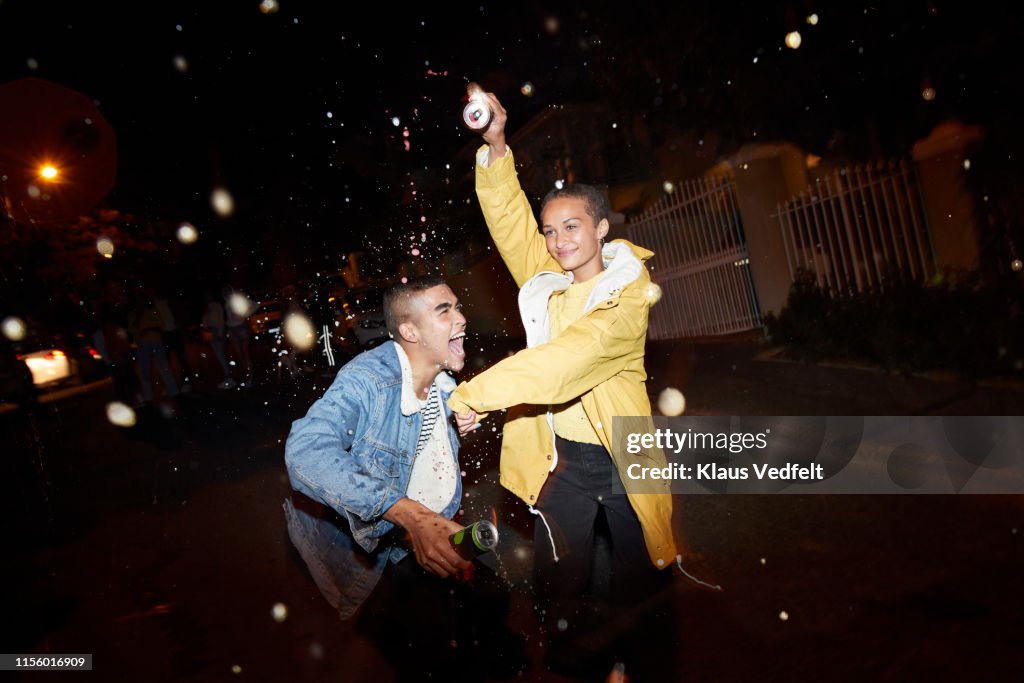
[284,341,462,619]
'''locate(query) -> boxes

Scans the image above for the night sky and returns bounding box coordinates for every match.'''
[0,0,1018,288]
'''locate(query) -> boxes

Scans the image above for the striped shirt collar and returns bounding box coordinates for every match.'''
[393,342,456,416]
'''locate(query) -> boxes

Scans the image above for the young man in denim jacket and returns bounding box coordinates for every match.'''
[285,276,516,678]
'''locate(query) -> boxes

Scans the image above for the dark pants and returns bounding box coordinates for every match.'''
[357,556,523,682]
[161,329,191,380]
[107,358,138,404]
[534,436,676,679]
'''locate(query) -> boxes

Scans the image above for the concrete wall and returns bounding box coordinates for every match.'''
[911,120,985,273]
[729,143,808,318]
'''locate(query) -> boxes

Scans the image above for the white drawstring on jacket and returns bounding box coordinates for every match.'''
[529,505,559,563]
[675,554,723,591]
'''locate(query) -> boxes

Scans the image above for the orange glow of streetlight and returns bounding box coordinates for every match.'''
[39,165,59,180]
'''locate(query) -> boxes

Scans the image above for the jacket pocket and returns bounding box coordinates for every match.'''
[369,445,402,478]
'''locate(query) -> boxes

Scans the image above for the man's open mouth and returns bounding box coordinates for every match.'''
[448,331,466,357]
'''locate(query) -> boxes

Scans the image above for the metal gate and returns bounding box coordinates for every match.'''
[627,176,761,339]
[774,160,934,294]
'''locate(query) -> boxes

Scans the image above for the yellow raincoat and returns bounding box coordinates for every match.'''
[447,147,677,569]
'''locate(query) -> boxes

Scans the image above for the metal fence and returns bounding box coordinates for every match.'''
[775,160,935,294]
[627,176,762,339]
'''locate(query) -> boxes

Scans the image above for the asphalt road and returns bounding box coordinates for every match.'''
[3,338,1023,681]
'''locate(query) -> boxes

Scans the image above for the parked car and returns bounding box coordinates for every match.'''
[248,300,283,338]
[0,340,37,407]
[13,329,105,389]
[343,287,388,350]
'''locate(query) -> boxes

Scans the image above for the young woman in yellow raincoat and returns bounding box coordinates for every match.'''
[447,92,691,677]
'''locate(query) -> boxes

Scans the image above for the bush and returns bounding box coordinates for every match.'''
[764,268,1023,377]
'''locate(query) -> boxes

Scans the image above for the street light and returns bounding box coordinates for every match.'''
[0,79,117,224]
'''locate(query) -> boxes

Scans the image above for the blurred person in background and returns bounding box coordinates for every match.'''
[222,285,254,387]
[131,288,179,404]
[277,284,305,380]
[201,293,234,389]
[155,288,193,392]
[93,302,137,404]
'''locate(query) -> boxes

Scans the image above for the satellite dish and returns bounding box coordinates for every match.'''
[0,77,117,224]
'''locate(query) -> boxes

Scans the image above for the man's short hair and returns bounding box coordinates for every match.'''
[383,275,449,337]
[539,183,610,228]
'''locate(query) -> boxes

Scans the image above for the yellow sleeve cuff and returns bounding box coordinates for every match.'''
[446,392,490,422]
[475,145,517,189]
